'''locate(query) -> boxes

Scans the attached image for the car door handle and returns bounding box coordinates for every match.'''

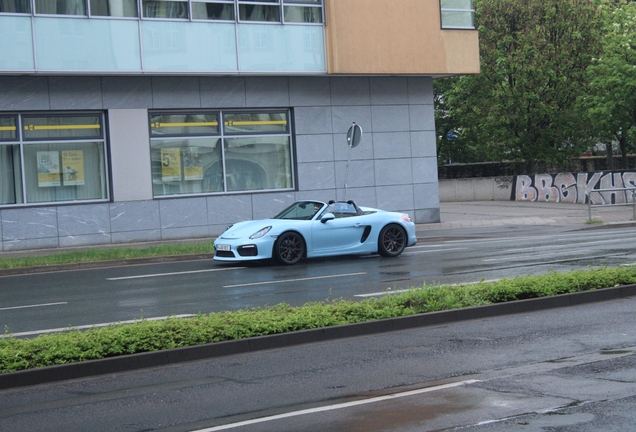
[354,223,363,228]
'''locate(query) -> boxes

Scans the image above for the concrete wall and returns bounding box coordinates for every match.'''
[439,177,514,202]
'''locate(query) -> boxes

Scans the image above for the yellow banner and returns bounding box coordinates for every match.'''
[161,148,182,182]
[62,150,85,186]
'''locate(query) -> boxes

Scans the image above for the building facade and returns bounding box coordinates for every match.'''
[0,0,479,251]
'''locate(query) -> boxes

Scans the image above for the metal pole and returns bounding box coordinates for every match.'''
[588,194,592,223]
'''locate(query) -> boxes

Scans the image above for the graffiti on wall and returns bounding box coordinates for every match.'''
[514,171,636,204]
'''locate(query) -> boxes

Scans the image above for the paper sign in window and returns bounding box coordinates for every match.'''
[161,148,182,181]
[183,147,203,181]
[62,150,85,186]
[37,151,61,187]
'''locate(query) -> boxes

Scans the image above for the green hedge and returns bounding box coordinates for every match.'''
[2,266,636,373]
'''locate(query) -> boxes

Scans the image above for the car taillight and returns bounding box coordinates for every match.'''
[401,214,411,223]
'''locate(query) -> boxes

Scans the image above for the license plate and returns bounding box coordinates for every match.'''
[217,244,231,251]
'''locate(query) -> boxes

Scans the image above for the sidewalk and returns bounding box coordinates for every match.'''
[419,200,636,231]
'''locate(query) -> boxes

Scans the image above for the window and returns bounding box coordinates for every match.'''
[90,0,139,17]
[0,113,109,207]
[191,0,235,21]
[142,0,188,18]
[440,0,474,29]
[0,0,30,13]
[34,0,86,15]
[283,0,322,24]
[238,0,279,22]
[150,110,293,197]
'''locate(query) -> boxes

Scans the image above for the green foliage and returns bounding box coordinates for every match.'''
[2,266,636,373]
[583,0,636,166]
[437,0,604,164]
[0,242,216,269]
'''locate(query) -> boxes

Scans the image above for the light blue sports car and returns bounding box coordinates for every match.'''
[214,200,417,265]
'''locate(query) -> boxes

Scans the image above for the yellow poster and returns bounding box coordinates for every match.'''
[37,151,61,187]
[62,150,85,186]
[183,147,203,181]
[161,148,182,182]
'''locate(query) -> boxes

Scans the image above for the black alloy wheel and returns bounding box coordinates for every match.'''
[378,224,407,257]
[274,231,305,265]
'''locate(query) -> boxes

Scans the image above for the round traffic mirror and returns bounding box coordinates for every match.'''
[346,123,362,148]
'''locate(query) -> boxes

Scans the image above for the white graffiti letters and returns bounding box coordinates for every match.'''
[515,171,636,204]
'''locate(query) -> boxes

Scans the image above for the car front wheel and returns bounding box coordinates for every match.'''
[378,224,407,257]
[273,231,305,265]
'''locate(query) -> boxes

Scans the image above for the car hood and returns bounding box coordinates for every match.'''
[218,219,281,240]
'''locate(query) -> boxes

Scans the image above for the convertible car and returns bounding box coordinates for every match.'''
[213,200,417,265]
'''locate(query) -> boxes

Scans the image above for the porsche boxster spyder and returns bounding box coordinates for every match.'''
[213,200,417,265]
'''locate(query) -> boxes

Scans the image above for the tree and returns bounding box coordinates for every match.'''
[436,0,603,165]
[584,0,636,169]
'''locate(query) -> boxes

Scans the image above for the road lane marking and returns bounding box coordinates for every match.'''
[223,272,366,288]
[0,314,196,339]
[192,379,481,431]
[0,302,67,311]
[106,267,246,281]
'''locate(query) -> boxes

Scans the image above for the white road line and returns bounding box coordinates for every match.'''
[0,302,67,311]
[107,267,246,281]
[0,314,196,339]
[192,379,481,432]
[223,272,366,288]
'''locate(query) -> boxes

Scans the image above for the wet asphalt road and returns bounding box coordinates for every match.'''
[0,290,635,431]
[2,225,636,336]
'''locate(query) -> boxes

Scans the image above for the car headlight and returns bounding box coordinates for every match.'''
[250,226,272,239]
[223,224,234,232]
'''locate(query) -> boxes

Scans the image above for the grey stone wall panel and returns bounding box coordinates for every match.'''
[373,132,411,159]
[1,207,58,241]
[206,195,253,225]
[330,77,370,106]
[0,77,50,110]
[151,77,201,108]
[57,204,110,236]
[295,134,334,163]
[102,77,153,109]
[159,197,208,229]
[200,77,246,108]
[370,76,409,105]
[245,77,290,107]
[110,201,161,233]
[296,161,336,191]
[289,77,331,107]
[49,76,103,110]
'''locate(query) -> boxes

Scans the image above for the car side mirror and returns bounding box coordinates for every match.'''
[320,213,335,223]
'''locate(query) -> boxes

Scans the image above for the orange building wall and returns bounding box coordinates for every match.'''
[324,0,480,75]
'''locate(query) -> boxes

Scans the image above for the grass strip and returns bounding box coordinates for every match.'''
[0,242,216,269]
[2,266,636,373]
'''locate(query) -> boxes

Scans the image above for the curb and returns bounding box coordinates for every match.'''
[2,284,635,390]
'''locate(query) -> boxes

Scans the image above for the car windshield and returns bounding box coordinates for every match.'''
[273,201,325,220]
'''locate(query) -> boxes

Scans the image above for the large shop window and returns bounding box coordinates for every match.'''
[440,0,474,29]
[0,113,109,207]
[150,110,293,197]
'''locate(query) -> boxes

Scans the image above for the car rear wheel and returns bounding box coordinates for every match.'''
[378,224,407,257]
[273,231,305,265]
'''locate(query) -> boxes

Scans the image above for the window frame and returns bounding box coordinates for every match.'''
[149,108,295,198]
[440,0,475,30]
[0,0,324,25]
[0,111,111,208]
